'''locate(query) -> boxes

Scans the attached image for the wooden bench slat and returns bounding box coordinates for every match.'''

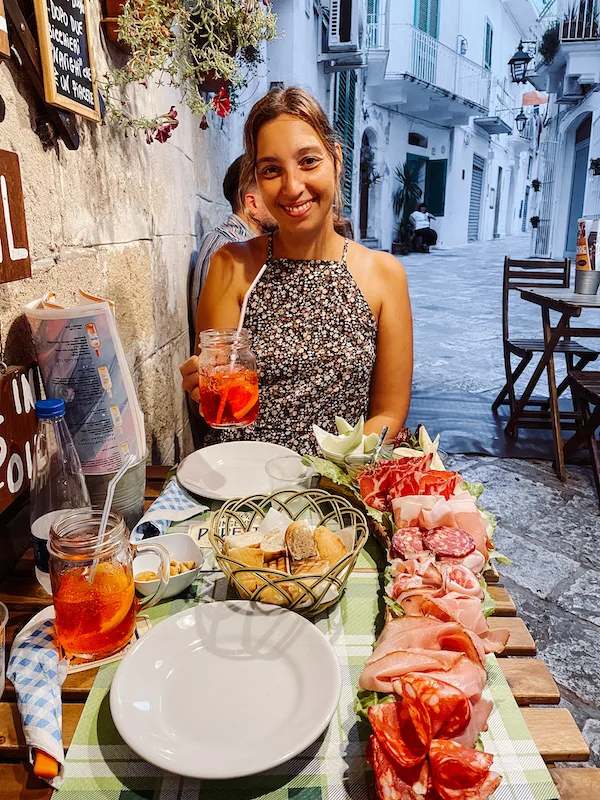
[0,702,83,756]
[498,658,560,705]
[145,465,170,481]
[0,578,53,612]
[522,708,591,762]
[550,767,600,799]
[0,763,53,799]
[489,617,536,656]
[487,585,516,616]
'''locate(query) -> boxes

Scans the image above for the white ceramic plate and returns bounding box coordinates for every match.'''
[110,601,341,779]
[176,441,299,500]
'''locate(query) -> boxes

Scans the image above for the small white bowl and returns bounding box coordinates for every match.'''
[134,533,203,600]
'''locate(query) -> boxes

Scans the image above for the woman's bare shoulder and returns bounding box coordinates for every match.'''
[213,234,269,271]
[349,240,407,285]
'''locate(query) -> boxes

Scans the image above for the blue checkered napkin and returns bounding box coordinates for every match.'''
[7,616,68,788]
[130,476,209,542]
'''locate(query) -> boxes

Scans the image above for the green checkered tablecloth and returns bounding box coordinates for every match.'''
[55,524,559,800]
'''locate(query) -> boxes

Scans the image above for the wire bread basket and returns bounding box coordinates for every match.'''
[210,489,369,616]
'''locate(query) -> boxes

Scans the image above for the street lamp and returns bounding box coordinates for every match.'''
[508,41,533,83]
[514,108,528,134]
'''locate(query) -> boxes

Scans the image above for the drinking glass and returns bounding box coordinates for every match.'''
[49,509,169,660]
[197,329,259,428]
[265,457,313,491]
[0,602,7,698]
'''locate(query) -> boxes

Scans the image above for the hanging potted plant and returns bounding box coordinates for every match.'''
[590,158,600,176]
[531,178,541,192]
[101,0,278,142]
[530,216,540,229]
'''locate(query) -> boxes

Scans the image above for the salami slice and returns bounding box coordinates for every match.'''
[368,701,428,768]
[391,528,425,560]
[367,734,416,800]
[401,674,471,740]
[423,527,476,559]
[428,739,500,800]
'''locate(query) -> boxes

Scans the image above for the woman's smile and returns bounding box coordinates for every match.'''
[281,198,316,218]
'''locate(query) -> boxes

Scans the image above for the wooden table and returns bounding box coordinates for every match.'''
[0,466,598,798]
[506,288,600,480]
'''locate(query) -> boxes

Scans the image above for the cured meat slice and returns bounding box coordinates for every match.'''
[393,659,487,704]
[415,593,489,637]
[423,527,476,559]
[366,734,416,800]
[449,491,492,557]
[360,649,465,693]
[439,564,483,598]
[359,455,433,511]
[368,702,428,768]
[391,528,424,560]
[401,674,471,740]
[439,551,486,576]
[392,495,438,529]
[418,471,461,500]
[428,739,500,800]
[453,697,493,748]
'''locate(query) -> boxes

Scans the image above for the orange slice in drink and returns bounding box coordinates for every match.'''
[229,381,259,420]
[92,563,135,634]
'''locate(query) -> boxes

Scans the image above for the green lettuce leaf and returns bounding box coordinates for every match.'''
[302,455,354,488]
[461,480,484,500]
[354,689,396,721]
[479,507,497,542]
[488,549,512,565]
[479,578,497,618]
[475,734,485,752]
[383,593,405,618]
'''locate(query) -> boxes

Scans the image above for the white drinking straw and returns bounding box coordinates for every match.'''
[229,262,268,370]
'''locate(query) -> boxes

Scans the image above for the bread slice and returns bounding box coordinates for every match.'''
[228,546,264,569]
[223,532,262,553]
[291,557,329,576]
[314,526,348,566]
[261,528,286,558]
[285,521,318,561]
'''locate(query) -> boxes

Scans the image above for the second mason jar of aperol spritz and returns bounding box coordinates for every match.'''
[197,329,259,428]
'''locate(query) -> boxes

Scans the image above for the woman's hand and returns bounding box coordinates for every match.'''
[180,355,200,403]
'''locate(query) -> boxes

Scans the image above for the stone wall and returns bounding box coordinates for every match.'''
[0,4,254,465]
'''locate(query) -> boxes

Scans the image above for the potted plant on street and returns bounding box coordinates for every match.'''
[391,162,422,255]
[530,216,540,229]
[590,158,600,176]
[102,0,278,142]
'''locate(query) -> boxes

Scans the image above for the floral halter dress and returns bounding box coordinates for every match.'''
[205,234,378,454]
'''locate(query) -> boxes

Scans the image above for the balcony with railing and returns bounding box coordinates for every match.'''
[366,22,491,122]
[532,0,600,93]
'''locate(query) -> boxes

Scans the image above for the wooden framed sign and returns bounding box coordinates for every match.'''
[0,150,31,285]
[0,364,41,514]
[33,0,100,121]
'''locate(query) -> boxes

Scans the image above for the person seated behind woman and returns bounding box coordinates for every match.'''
[409,203,438,253]
[180,87,413,453]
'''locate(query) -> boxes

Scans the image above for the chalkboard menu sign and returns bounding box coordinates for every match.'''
[34,0,100,121]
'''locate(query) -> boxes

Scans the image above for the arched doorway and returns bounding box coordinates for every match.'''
[359,130,379,244]
[566,114,592,254]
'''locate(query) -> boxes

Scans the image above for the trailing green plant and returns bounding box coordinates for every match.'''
[101,0,278,142]
[360,141,383,187]
[531,178,541,191]
[392,162,422,244]
[590,157,600,175]
[538,21,559,65]
[530,215,540,228]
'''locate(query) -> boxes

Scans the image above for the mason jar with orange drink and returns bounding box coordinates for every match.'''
[197,329,259,428]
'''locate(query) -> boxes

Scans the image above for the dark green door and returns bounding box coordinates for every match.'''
[424,159,447,217]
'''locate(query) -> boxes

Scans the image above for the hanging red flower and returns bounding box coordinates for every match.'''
[213,88,232,118]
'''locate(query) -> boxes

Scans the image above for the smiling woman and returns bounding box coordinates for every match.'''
[180,87,413,453]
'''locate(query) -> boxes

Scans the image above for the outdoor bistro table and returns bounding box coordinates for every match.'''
[506,288,600,481]
[0,466,598,798]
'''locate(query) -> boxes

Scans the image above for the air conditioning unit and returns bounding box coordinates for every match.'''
[325,0,363,53]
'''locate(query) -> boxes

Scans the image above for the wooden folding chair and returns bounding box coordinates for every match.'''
[492,256,598,417]
[566,371,600,507]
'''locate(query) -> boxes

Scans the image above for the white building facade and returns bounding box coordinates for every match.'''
[527,0,600,258]
[261,0,539,251]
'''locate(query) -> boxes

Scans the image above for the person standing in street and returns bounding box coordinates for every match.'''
[409,203,438,253]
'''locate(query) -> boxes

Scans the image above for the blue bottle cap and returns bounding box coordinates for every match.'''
[35,398,66,419]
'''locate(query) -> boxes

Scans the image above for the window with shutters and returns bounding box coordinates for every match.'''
[484,18,493,70]
[333,70,357,214]
[414,0,439,38]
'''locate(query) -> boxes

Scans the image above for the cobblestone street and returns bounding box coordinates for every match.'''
[401,234,600,764]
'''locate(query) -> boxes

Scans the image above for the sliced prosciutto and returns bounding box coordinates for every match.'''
[440,564,483,597]
[359,455,433,511]
[428,739,501,800]
[361,649,468,693]
[453,697,494,749]
[400,593,489,637]
[419,494,491,558]
[393,660,487,705]
[418,470,461,500]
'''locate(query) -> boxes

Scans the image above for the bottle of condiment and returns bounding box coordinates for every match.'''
[576,219,590,271]
[30,399,91,594]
